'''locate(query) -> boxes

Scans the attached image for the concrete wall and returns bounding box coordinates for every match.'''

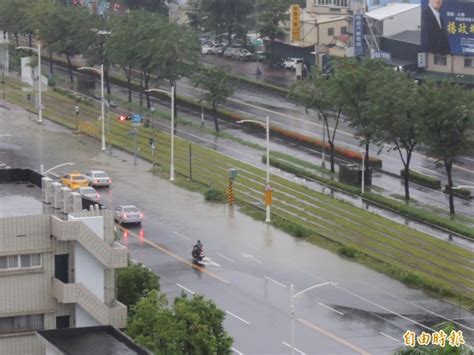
[301,19,348,45]
[74,244,104,302]
[0,334,43,355]
[382,8,420,37]
[75,305,100,328]
[427,53,474,75]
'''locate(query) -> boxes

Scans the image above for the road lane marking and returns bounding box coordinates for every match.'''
[240,252,263,264]
[231,347,243,355]
[173,231,192,241]
[216,252,237,263]
[176,283,195,295]
[334,285,435,333]
[118,225,230,284]
[380,332,401,343]
[202,257,220,267]
[281,341,306,355]
[264,276,287,288]
[225,310,250,325]
[318,302,344,316]
[380,290,474,332]
[297,318,370,355]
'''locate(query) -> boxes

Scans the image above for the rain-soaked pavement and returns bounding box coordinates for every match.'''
[1,101,473,354]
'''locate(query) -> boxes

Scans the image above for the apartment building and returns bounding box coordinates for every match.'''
[0,169,128,354]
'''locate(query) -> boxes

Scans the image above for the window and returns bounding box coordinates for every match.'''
[328,27,335,36]
[0,254,41,271]
[0,315,44,334]
[433,55,447,66]
[465,57,473,68]
[341,26,347,34]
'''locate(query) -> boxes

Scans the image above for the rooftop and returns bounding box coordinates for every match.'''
[36,326,151,355]
[366,3,420,21]
[385,29,420,45]
[0,168,52,217]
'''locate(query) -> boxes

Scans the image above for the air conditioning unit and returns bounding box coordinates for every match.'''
[71,192,82,212]
[62,187,72,213]
[52,182,63,210]
[42,177,53,204]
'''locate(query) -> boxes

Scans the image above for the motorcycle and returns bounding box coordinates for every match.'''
[192,247,206,265]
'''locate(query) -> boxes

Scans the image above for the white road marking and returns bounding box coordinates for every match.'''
[176,283,195,295]
[231,347,243,355]
[0,134,12,137]
[381,290,474,332]
[318,302,344,316]
[282,341,306,355]
[216,252,237,263]
[173,231,191,241]
[264,276,287,288]
[380,332,401,343]
[201,257,220,267]
[240,252,263,264]
[334,285,435,332]
[226,310,250,325]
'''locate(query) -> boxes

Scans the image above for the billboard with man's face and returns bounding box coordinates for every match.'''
[420,0,474,55]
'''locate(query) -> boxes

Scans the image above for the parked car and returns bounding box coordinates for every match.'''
[223,47,234,58]
[75,187,100,202]
[284,57,304,70]
[114,205,143,225]
[61,173,89,190]
[201,43,225,54]
[231,48,253,61]
[84,170,112,187]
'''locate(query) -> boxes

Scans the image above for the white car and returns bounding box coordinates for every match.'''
[201,43,224,54]
[76,187,100,202]
[84,170,112,187]
[114,205,143,225]
[284,57,303,70]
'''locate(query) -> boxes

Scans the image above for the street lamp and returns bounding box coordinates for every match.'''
[40,162,75,175]
[360,149,365,194]
[78,65,106,151]
[237,116,271,223]
[16,43,42,124]
[289,282,337,355]
[145,87,175,181]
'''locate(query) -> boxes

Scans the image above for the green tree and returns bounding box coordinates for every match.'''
[193,66,234,132]
[124,0,168,14]
[0,0,31,47]
[127,291,233,354]
[369,68,420,200]
[332,58,387,173]
[80,15,113,95]
[256,0,290,56]
[107,10,146,103]
[418,82,474,215]
[289,67,343,173]
[153,22,200,116]
[188,0,254,44]
[117,262,160,309]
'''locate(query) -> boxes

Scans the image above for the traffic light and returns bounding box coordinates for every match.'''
[118,114,131,122]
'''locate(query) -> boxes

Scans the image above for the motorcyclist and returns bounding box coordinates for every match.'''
[192,240,203,259]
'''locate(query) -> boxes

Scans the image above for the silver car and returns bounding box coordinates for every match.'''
[114,205,143,225]
[76,187,100,202]
[85,170,112,187]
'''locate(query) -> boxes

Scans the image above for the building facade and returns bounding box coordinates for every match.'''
[0,175,127,355]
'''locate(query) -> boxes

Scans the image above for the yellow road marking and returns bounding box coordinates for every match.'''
[118,225,230,284]
[297,318,371,355]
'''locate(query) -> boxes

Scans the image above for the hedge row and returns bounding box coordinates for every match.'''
[444,186,472,200]
[400,169,441,190]
[266,153,474,239]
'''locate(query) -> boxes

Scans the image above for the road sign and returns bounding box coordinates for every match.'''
[264,184,273,205]
[132,113,142,127]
